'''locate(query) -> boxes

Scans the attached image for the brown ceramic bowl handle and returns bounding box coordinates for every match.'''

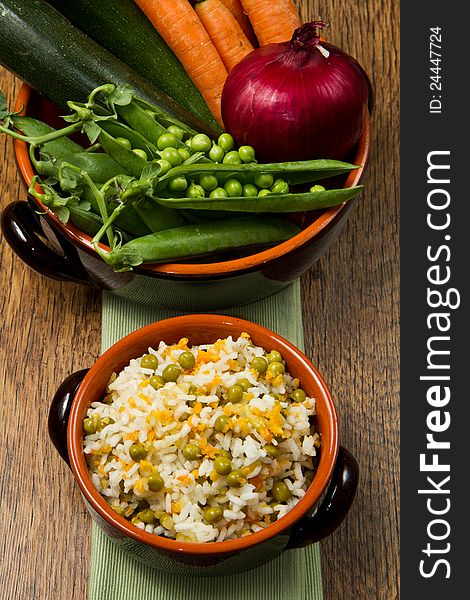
[1,200,97,286]
[286,446,359,548]
[48,369,89,467]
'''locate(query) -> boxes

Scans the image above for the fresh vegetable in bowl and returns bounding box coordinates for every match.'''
[0,82,363,272]
[221,21,371,162]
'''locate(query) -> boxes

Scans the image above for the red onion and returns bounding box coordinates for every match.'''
[221,21,371,163]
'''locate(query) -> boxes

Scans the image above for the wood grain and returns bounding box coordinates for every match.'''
[0,1,399,597]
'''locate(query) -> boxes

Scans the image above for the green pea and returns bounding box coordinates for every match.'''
[223,151,241,165]
[178,351,195,370]
[237,378,252,391]
[129,443,147,461]
[167,125,184,140]
[160,147,182,167]
[251,356,268,373]
[309,184,326,192]
[226,384,243,403]
[83,417,98,434]
[224,178,243,197]
[160,514,174,530]
[98,417,115,430]
[141,353,159,370]
[114,136,132,150]
[157,133,179,150]
[204,506,223,524]
[218,449,232,460]
[214,415,229,432]
[209,144,225,163]
[242,184,258,197]
[162,364,182,382]
[138,508,156,524]
[112,505,126,516]
[131,516,142,525]
[270,178,289,194]
[264,444,278,459]
[148,472,164,492]
[227,470,245,487]
[132,148,148,161]
[238,145,256,163]
[178,148,191,161]
[168,176,188,192]
[267,350,283,363]
[209,187,228,198]
[272,480,291,502]
[199,174,218,192]
[187,183,205,198]
[183,443,202,460]
[218,133,234,152]
[191,133,212,152]
[254,173,274,189]
[258,189,271,197]
[213,455,232,475]
[290,388,307,403]
[267,361,285,376]
[156,159,172,175]
[149,375,165,390]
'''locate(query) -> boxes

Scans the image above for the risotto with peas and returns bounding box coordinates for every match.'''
[83,333,320,543]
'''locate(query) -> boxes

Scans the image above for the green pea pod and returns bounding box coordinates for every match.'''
[12,115,84,157]
[97,128,147,178]
[116,102,169,147]
[34,151,127,184]
[69,206,131,241]
[81,185,152,238]
[99,120,159,157]
[133,197,187,232]
[156,159,360,190]
[153,186,364,213]
[134,97,202,138]
[103,215,301,268]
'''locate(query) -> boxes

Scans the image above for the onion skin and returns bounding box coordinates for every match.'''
[221,23,371,163]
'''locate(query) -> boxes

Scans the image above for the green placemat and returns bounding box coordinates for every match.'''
[89,282,323,600]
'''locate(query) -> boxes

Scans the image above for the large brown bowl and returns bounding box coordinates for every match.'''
[48,314,359,576]
[1,85,370,309]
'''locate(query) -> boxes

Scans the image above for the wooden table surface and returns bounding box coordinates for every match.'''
[0,1,399,598]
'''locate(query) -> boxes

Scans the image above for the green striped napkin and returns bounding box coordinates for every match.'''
[89,282,323,600]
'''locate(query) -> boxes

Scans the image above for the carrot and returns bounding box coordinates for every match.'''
[240,0,301,46]
[133,0,227,125]
[195,0,254,72]
[218,0,258,46]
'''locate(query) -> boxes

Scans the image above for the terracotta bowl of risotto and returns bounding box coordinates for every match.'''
[2,85,370,311]
[48,314,358,576]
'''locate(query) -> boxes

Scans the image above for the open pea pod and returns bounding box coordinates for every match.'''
[153,186,364,213]
[100,215,301,269]
[134,97,203,138]
[97,127,147,178]
[99,120,159,157]
[157,159,360,189]
[117,102,173,147]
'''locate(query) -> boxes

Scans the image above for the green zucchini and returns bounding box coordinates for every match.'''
[46,0,218,130]
[0,0,218,137]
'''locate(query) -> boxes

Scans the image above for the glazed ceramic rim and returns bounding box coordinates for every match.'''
[67,314,339,555]
[14,84,370,277]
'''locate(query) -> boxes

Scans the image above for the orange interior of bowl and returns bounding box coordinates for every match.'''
[14,84,370,277]
[68,315,339,555]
